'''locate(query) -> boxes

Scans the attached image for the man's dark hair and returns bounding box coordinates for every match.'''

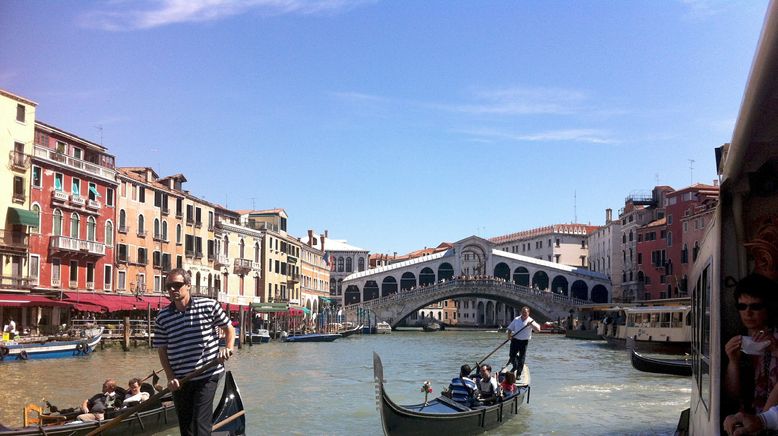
[165,268,191,285]
[460,364,472,377]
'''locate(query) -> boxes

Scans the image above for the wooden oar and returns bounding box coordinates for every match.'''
[211,410,245,431]
[140,368,163,383]
[85,359,222,436]
[474,321,533,370]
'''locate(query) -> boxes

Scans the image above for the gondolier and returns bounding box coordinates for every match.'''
[506,307,541,376]
[154,268,235,436]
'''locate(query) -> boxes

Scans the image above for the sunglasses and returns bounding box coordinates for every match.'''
[736,302,766,311]
[166,282,186,291]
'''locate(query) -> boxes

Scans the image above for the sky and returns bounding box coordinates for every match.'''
[0,0,770,255]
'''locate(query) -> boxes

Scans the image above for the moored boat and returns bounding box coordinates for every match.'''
[564,328,602,340]
[0,328,103,362]
[630,349,691,377]
[0,370,245,435]
[339,324,363,337]
[600,305,691,354]
[376,322,392,334]
[247,329,271,344]
[422,322,441,332]
[283,333,340,343]
[373,352,530,435]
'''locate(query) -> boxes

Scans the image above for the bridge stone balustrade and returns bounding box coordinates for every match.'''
[344,277,588,328]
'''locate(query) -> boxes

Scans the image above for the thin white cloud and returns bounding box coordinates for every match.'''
[457,127,617,145]
[80,0,372,31]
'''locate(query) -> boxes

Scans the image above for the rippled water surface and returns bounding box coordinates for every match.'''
[0,331,689,435]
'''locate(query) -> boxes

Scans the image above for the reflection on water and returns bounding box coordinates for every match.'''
[0,332,689,435]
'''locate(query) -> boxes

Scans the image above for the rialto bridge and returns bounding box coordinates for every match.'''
[341,236,611,327]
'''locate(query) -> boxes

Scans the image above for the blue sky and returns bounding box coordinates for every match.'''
[1,0,769,254]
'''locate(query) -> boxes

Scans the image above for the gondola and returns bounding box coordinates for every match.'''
[630,349,692,377]
[339,324,363,338]
[0,371,245,435]
[422,322,441,332]
[283,333,340,342]
[373,352,530,435]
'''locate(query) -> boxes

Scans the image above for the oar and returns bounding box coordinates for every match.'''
[85,359,222,436]
[211,410,245,431]
[474,321,533,371]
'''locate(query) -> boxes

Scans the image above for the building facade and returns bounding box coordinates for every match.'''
[300,230,331,316]
[214,207,263,307]
[587,208,622,299]
[490,224,598,267]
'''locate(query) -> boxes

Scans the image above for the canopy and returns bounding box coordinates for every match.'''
[63,292,151,312]
[250,302,290,313]
[7,207,39,227]
[0,294,70,307]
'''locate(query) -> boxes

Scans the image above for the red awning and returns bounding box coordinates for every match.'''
[0,294,71,307]
[69,302,107,312]
[139,295,169,310]
[63,292,145,312]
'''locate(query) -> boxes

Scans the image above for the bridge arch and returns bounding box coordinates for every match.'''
[513,267,529,286]
[419,267,435,286]
[400,272,416,290]
[551,275,569,296]
[533,271,549,290]
[438,262,454,281]
[592,285,608,303]
[364,281,379,302]
[494,263,510,281]
[571,280,588,300]
[344,285,360,304]
[382,276,398,297]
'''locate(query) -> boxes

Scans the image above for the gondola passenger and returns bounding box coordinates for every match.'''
[448,364,478,406]
[477,364,499,403]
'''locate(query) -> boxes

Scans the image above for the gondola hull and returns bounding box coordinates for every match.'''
[0,371,245,436]
[373,352,529,436]
[339,325,363,337]
[601,335,690,354]
[284,333,340,342]
[630,350,692,377]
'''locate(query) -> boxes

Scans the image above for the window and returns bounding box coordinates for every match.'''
[154,191,162,207]
[87,216,96,241]
[53,209,63,236]
[54,173,63,191]
[668,215,673,225]
[52,259,61,287]
[70,213,80,238]
[13,176,24,201]
[32,166,42,188]
[185,235,194,255]
[358,257,365,272]
[154,275,161,292]
[162,221,168,241]
[154,218,160,239]
[195,207,202,225]
[105,220,113,245]
[346,257,352,272]
[56,141,66,154]
[16,104,25,122]
[138,214,145,235]
[73,147,83,160]
[137,248,147,264]
[176,224,182,244]
[69,260,78,286]
[30,204,40,234]
[29,255,39,285]
[117,244,128,262]
[88,182,98,201]
[138,186,145,203]
[104,265,112,290]
[72,178,80,196]
[186,205,194,223]
[208,211,214,229]
[667,231,673,246]
[118,270,126,291]
[106,188,114,207]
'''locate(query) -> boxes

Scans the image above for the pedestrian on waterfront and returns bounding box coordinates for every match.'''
[154,268,235,436]
[506,306,541,377]
[447,364,479,406]
[724,273,778,419]
[77,379,121,421]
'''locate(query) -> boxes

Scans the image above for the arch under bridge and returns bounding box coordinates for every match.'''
[341,236,611,326]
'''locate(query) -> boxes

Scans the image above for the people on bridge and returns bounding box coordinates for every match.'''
[447,364,479,406]
[506,306,541,377]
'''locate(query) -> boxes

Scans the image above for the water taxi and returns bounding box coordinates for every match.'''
[599,305,691,354]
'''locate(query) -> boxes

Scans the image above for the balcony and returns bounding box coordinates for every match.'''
[0,275,33,289]
[176,210,183,219]
[70,195,85,207]
[191,286,218,299]
[287,255,298,264]
[51,190,69,203]
[70,280,78,289]
[161,207,169,216]
[215,254,229,267]
[194,221,202,229]
[86,199,101,210]
[117,225,129,234]
[233,258,252,275]
[33,145,116,182]
[153,233,164,242]
[0,229,28,253]
[287,273,300,284]
[51,277,61,288]
[185,249,195,258]
[194,251,203,259]
[49,236,105,256]
[86,281,94,290]
[9,151,30,171]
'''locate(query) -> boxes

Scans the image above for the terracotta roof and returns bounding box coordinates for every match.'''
[643,217,667,228]
[489,224,600,244]
[117,167,182,197]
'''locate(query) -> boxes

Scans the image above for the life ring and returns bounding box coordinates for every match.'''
[0,346,8,360]
[17,350,28,360]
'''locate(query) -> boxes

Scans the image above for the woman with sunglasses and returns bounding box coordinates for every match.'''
[724,273,778,416]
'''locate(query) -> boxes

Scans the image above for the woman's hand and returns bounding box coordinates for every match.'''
[726,335,743,362]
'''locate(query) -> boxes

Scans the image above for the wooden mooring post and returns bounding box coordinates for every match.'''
[123,316,131,351]
[238,305,244,349]
[147,303,152,348]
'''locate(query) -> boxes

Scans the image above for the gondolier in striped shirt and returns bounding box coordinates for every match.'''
[154,268,235,436]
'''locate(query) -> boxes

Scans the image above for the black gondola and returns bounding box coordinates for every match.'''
[630,349,692,377]
[0,371,245,436]
[373,352,530,435]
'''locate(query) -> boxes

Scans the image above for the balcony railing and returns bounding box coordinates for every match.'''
[51,190,68,203]
[70,195,85,207]
[194,251,203,259]
[214,254,229,267]
[9,151,30,170]
[233,258,252,274]
[86,199,101,210]
[86,281,94,290]
[69,280,78,289]
[33,145,116,181]
[49,236,105,256]
[0,229,28,251]
[191,286,218,299]
[287,273,300,283]
[51,277,61,288]
[0,275,33,289]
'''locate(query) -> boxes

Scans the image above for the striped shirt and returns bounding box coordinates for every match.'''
[448,377,478,405]
[154,297,230,381]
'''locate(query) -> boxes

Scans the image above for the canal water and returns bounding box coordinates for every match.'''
[0,331,689,435]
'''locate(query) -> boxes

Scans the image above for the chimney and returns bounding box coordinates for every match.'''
[606,208,612,223]
[307,230,313,247]
[324,230,328,238]
[320,233,325,252]
[713,179,719,187]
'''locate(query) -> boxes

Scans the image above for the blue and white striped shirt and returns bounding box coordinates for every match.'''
[449,377,478,405]
[154,297,230,381]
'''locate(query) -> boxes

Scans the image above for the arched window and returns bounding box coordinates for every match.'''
[622,233,626,243]
[176,224,182,244]
[667,231,672,246]
[628,230,633,242]
[105,220,113,245]
[119,209,126,230]
[138,214,145,234]
[162,221,168,241]
[53,209,63,236]
[338,257,344,272]
[154,218,160,238]
[30,203,41,234]
[87,216,96,241]
[70,213,80,238]
[224,236,229,256]
[358,257,365,272]
[346,257,352,272]
[239,239,245,259]
[254,243,260,262]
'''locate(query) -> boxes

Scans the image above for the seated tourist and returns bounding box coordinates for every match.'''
[476,364,499,403]
[77,379,122,421]
[500,371,517,397]
[447,364,478,406]
[121,378,150,408]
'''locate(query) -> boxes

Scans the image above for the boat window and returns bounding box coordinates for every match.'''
[627,314,636,327]
[692,264,711,415]
[660,312,671,328]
